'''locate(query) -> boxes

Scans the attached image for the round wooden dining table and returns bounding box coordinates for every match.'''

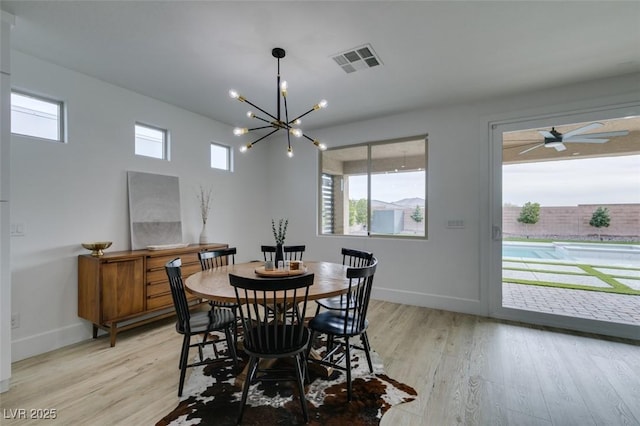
[184,260,349,302]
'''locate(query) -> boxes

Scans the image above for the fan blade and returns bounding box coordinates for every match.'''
[539,130,555,139]
[565,130,629,140]
[562,122,603,139]
[554,143,567,152]
[563,138,609,144]
[519,143,544,154]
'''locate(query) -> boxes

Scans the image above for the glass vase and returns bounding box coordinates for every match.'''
[199,222,209,244]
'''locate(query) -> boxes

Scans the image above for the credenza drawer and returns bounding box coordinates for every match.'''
[146,251,201,270]
[146,262,202,284]
[146,293,173,310]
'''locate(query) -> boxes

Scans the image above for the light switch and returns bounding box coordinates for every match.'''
[447,220,464,229]
[11,222,25,237]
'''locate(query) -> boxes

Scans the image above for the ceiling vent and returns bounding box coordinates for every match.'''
[332,44,382,74]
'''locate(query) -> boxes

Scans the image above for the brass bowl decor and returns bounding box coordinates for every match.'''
[81,241,113,257]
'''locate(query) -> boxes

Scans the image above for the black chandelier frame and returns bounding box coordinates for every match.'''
[230,47,327,157]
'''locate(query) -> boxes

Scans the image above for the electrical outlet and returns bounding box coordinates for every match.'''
[11,313,19,329]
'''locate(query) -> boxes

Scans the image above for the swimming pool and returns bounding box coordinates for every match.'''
[503,242,640,266]
[502,245,562,260]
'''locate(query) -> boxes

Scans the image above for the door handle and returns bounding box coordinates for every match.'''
[492,225,502,241]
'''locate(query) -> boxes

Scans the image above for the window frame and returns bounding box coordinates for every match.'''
[134,122,169,160]
[10,89,66,143]
[210,142,233,171]
[318,134,428,239]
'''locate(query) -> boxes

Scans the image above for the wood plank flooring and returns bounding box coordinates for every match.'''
[1,300,638,425]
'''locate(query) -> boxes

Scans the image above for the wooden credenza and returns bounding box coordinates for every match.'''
[78,243,227,346]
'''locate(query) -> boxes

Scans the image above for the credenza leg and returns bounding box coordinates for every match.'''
[110,325,117,347]
[92,324,98,339]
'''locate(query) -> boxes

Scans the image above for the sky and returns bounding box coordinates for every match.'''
[349,171,425,203]
[503,154,640,207]
[348,155,639,206]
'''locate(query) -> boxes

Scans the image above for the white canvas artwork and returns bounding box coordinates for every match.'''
[127,171,183,250]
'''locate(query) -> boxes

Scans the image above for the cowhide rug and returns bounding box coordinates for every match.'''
[157,335,417,425]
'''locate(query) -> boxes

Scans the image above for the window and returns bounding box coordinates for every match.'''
[319,136,428,238]
[210,142,231,171]
[11,90,64,142]
[135,123,167,159]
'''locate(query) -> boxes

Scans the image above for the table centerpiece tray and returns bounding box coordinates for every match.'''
[254,266,308,277]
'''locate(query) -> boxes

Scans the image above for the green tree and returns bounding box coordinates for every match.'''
[348,199,356,226]
[410,205,423,223]
[517,202,540,238]
[589,206,611,241]
[355,199,367,225]
[349,198,368,227]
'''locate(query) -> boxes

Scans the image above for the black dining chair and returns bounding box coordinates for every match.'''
[305,257,377,402]
[229,272,314,424]
[198,247,241,346]
[261,245,306,261]
[165,258,239,397]
[314,248,374,315]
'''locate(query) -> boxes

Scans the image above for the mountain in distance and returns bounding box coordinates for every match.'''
[390,197,425,207]
[370,197,425,209]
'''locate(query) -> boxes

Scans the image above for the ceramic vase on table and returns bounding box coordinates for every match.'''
[275,243,284,265]
[199,222,209,244]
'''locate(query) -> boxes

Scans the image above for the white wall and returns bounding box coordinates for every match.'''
[9,51,271,361]
[8,48,639,363]
[0,11,15,392]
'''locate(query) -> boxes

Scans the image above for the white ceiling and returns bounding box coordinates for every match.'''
[2,1,640,131]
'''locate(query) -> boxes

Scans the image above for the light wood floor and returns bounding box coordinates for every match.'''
[2,300,639,425]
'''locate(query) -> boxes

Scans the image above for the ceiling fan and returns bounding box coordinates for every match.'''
[519,122,629,155]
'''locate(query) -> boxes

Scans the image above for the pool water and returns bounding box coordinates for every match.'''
[502,245,565,260]
[502,242,640,267]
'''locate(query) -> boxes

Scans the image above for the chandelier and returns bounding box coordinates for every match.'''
[229,47,327,157]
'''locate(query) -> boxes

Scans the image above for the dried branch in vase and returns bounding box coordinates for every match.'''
[197,185,213,225]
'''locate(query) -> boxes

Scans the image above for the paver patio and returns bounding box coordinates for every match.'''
[502,258,640,327]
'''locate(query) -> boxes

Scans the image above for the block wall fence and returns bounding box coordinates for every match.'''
[502,204,640,240]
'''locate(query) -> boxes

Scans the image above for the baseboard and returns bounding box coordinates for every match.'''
[0,377,9,393]
[11,322,89,362]
[372,287,485,316]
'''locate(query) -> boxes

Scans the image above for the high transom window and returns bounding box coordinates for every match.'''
[11,90,65,142]
[135,123,168,160]
[210,142,232,171]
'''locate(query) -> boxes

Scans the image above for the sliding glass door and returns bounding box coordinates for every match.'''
[489,104,640,339]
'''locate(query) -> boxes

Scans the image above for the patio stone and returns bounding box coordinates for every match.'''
[502,283,640,326]
[502,269,612,288]
[594,267,640,279]
[616,278,640,291]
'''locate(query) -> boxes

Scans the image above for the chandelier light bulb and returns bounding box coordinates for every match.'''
[246,111,254,118]
[229,89,239,99]
[290,128,303,138]
[293,119,301,125]
[287,147,293,157]
[239,143,252,152]
[280,81,288,96]
[318,99,328,109]
[313,140,327,150]
[233,127,248,136]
